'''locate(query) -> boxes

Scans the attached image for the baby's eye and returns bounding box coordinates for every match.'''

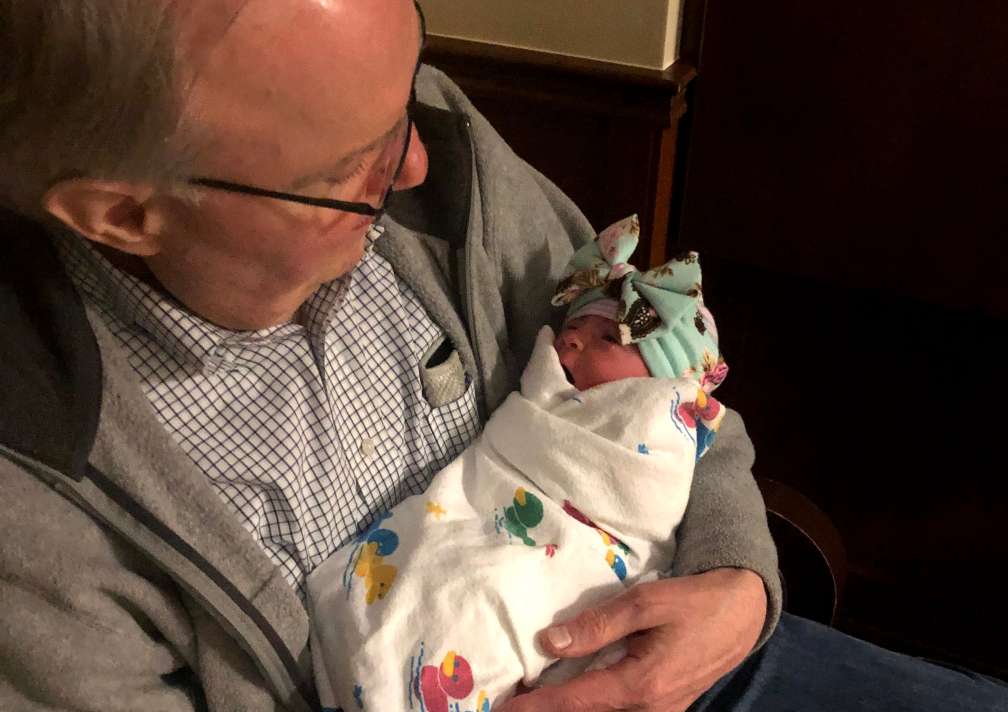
[604,334,620,344]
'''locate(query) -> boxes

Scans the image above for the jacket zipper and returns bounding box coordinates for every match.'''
[458,114,489,422]
[0,444,317,712]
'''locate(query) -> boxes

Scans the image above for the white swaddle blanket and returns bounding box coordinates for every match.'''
[308,326,713,712]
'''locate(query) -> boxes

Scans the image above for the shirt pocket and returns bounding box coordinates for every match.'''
[418,338,482,473]
[420,337,470,408]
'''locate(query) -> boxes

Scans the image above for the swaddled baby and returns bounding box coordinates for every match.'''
[308,215,728,712]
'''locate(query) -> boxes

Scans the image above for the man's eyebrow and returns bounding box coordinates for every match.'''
[289,117,403,190]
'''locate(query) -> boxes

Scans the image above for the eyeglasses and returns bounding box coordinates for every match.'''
[188,108,413,225]
[186,1,427,227]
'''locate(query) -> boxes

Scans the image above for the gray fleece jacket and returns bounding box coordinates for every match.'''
[0,66,780,711]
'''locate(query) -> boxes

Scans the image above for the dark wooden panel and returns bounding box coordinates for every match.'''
[675,0,1008,677]
[424,36,695,266]
[703,255,1008,678]
[676,0,1008,319]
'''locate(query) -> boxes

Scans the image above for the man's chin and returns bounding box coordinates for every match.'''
[318,226,372,282]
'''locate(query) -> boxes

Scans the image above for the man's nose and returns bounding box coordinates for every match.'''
[391,126,428,192]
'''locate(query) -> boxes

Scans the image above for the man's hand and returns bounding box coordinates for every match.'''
[498,568,766,712]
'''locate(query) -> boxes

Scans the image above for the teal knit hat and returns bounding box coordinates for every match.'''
[551,215,728,391]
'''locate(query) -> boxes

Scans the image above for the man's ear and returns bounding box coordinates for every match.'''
[42,179,166,257]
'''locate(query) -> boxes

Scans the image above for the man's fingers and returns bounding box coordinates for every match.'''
[498,665,637,712]
[539,582,676,658]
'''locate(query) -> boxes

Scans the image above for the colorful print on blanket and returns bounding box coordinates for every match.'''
[408,642,491,712]
[494,487,545,546]
[670,389,726,461]
[562,500,630,581]
[341,512,400,604]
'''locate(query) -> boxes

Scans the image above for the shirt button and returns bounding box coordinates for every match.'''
[359,438,376,461]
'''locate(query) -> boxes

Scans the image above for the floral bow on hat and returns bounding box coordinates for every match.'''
[551,215,713,347]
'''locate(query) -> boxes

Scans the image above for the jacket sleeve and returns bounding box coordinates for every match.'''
[0,455,281,711]
[667,409,783,648]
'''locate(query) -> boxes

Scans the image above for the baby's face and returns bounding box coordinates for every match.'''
[554,315,650,390]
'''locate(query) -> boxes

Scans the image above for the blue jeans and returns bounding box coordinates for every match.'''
[689,614,1008,711]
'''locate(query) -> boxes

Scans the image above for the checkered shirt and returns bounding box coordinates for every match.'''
[55,231,483,601]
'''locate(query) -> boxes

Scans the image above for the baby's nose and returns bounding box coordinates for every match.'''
[560,332,583,350]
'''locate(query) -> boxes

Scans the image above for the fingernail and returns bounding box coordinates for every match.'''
[546,625,572,650]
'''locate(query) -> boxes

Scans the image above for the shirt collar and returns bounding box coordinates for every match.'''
[52,228,349,369]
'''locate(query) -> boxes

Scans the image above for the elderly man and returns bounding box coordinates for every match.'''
[0,2,1004,711]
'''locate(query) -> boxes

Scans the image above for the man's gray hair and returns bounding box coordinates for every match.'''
[0,2,198,217]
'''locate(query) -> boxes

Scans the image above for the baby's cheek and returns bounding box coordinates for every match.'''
[613,345,650,380]
[585,349,648,386]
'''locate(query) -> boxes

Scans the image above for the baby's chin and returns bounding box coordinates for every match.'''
[560,364,576,386]
[555,356,601,390]
[570,370,646,391]
[558,361,595,390]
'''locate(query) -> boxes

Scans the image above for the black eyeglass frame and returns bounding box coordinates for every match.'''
[186,1,427,223]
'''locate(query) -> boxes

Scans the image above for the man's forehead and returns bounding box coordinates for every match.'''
[177,0,416,99]
[173,0,420,179]
[172,0,254,78]
[175,1,390,71]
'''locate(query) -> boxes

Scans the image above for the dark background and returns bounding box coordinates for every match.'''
[428,0,1008,678]
[673,0,1006,678]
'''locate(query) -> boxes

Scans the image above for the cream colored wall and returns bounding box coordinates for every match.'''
[422,0,682,70]
[662,0,682,67]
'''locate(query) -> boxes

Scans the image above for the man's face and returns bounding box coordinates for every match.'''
[151,0,427,318]
[554,315,651,390]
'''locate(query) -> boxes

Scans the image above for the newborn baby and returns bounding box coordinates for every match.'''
[307,215,727,712]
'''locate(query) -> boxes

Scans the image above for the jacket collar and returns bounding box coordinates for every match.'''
[0,208,101,481]
[386,102,472,250]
